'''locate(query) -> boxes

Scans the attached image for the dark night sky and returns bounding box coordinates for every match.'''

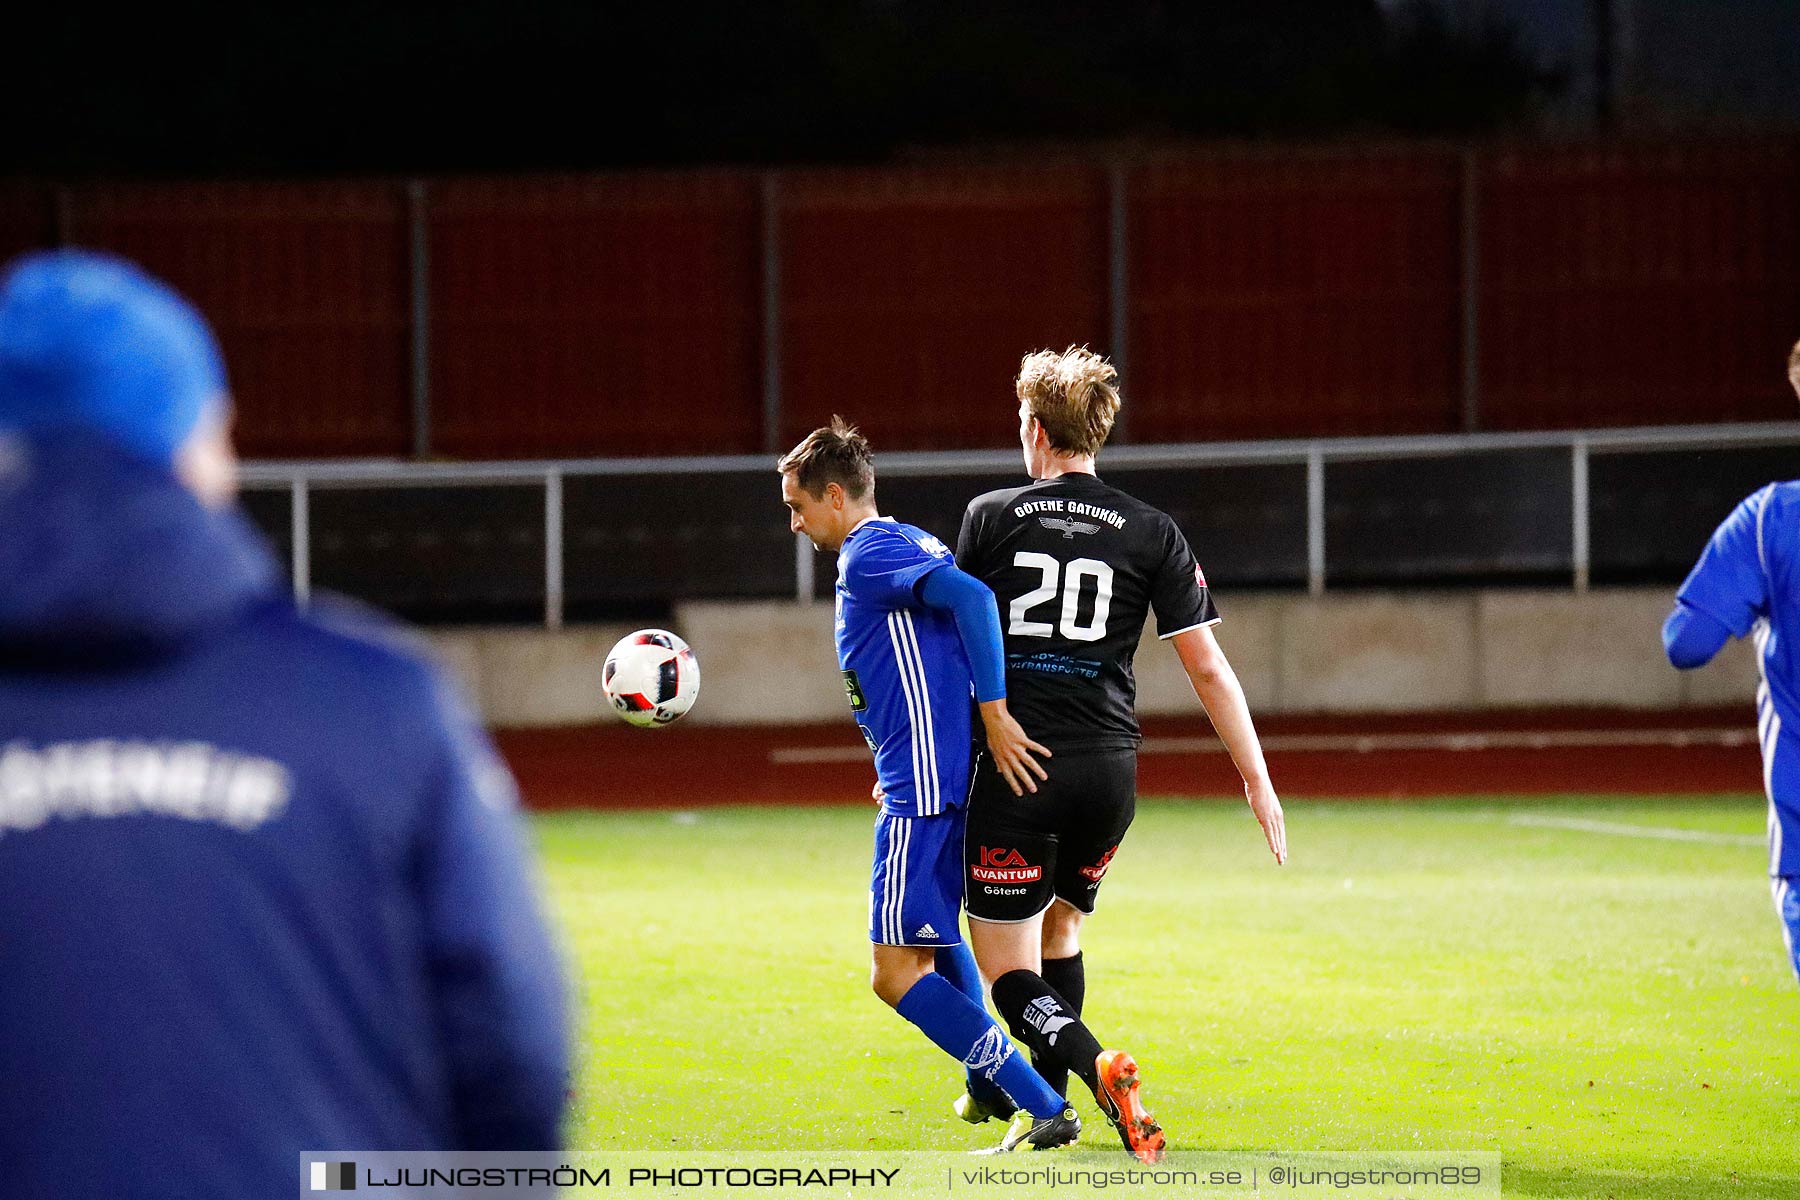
[7,2,1794,179]
[3,2,1565,177]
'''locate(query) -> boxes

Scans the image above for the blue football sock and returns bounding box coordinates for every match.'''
[934,942,985,1002]
[894,973,1065,1119]
[934,944,1011,1110]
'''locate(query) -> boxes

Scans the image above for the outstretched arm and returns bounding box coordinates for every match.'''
[1170,624,1286,865]
[918,565,1051,797]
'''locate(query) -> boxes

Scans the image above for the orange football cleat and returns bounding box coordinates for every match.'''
[1093,1050,1166,1163]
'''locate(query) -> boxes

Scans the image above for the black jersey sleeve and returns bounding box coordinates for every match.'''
[1149,516,1219,638]
[957,493,1001,577]
[955,501,981,572]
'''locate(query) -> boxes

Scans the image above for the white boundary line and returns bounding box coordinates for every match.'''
[769,726,1756,766]
[1503,814,1765,847]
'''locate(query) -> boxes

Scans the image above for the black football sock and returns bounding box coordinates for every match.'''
[1033,953,1087,1096]
[991,969,1105,1098]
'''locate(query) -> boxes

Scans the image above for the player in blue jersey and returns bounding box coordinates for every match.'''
[778,417,1081,1153]
[1664,338,1800,987]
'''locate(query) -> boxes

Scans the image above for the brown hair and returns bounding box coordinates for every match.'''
[777,415,874,499]
[1016,345,1121,456]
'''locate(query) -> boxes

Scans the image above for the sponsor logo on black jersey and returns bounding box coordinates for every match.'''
[1038,516,1103,538]
[1011,498,1127,529]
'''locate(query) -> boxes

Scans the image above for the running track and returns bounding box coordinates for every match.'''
[495,707,1765,810]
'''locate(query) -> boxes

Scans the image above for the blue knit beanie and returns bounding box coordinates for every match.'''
[0,249,226,464]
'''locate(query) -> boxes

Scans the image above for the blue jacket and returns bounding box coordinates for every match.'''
[0,434,569,1199]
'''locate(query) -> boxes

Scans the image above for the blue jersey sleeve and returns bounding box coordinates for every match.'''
[919,565,1007,703]
[1663,602,1733,669]
[842,526,952,610]
[1676,486,1774,639]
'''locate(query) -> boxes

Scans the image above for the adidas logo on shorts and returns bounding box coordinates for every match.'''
[915,923,939,940]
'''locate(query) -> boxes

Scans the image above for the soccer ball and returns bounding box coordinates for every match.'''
[603,629,700,728]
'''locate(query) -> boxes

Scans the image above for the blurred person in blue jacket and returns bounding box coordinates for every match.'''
[0,249,569,1198]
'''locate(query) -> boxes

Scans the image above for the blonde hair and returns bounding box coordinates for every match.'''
[1016,345,1121,456]
[776,415,874,499]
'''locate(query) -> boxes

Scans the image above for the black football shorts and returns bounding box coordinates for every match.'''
[963,748,1137,922]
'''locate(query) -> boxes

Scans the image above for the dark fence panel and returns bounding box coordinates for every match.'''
[1130,151,1463,443]
[308,486,546,623]
[430,174,762,458]
[780,167,1110,452]
[1480,142,1800,430]
[234,437,1800,624]
[65,181,413,458]
[1327,449,1573,583]
[1110,464,1311,588]
[1591,445,1799,584]
[563,470,795,616]
[238,488,293,582]
[865,473,1033,550]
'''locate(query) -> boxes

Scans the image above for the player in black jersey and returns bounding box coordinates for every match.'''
[956,346,1287,1162]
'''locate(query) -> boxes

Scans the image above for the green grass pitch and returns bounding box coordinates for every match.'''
[534,796,1799,1198]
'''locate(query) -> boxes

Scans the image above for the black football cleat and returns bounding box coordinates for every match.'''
[976,1104,1081,1154]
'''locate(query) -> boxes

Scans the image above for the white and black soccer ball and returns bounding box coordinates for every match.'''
[603,629,700,728]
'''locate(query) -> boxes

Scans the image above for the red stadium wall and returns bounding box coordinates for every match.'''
[427,173,761,458]
[778,165,1110,451]
[62,181,413,458]
[1478,142,1800,430]
[2,139,1796,458]
[1128,149,1464,442]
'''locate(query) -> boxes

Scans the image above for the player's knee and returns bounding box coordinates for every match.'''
[1041,901,1085,959]
[869,955,929,1008]
[868,965,900,1007]
[970,939,1028,987]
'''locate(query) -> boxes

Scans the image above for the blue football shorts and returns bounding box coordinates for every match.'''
[869,806,965,948]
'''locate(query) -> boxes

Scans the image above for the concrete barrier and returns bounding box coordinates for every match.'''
[1276,593,1482,712]
[418,588,1763,728]
[674,601,843,725]
[422,624,639,727]
[1475,590,1682,708]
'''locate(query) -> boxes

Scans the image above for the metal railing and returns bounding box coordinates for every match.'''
[239,420,1800,628]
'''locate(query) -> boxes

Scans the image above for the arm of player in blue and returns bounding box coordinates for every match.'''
[1677,487,1772,634]
[1662,602,1732,669]
[1665,486,1774,669]
[918,565,1007,703]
